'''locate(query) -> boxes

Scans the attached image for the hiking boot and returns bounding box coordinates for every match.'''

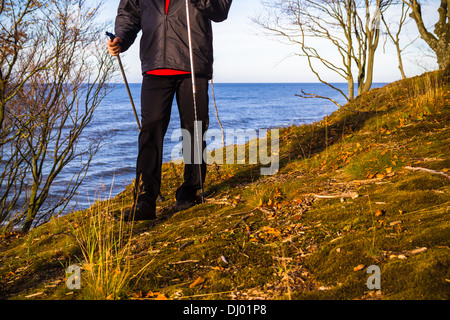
[173,199,197,213]
[122,201,157,221]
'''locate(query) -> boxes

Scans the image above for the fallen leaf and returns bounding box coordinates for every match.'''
[189,276,205,288]
[367,172,377,179]
[155,293,168,300]
[375,209,384,217]
[262,226,281,236]
[354,264,365,272]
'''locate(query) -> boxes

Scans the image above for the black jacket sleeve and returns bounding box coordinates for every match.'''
[191,0,232,22]
[115,0,141,52]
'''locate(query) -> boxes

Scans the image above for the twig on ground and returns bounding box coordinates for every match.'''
[168,260,200,265]
[313,192,359,199]
[405,166,449,179]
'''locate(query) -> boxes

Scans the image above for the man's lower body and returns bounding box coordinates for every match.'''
[126,73,209,220]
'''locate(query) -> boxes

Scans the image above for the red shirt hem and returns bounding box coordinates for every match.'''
[146,69,191,76]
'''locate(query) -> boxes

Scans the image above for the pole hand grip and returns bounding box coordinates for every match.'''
[105,31,116,41]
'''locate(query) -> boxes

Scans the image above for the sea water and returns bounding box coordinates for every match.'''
[38,82,388,212]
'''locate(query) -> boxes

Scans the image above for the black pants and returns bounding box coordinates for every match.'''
[136,74,209,204]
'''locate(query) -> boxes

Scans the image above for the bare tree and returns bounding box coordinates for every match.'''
[254,0,392,106]
[406,0,449,71]
[382,1,413,79]
[0,0,116,232]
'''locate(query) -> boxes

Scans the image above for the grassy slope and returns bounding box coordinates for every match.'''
[0,71,449,300]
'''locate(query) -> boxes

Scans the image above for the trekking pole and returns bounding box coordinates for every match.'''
[106,32,142,132]
[184,0,205,203]
[106,32,165,203]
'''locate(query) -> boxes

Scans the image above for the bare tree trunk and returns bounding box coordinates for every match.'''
[382,2,411,79]
[355,0,383,95]
[362,26,380,93]
[407,0,450,70]
[347,0,355,101]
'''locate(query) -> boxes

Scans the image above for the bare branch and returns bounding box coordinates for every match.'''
[254,0,393,104]
[1,0,116,232]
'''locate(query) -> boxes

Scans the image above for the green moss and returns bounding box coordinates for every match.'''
[395,173,449,191]
[382,249,450,299]
[1,70,449,300]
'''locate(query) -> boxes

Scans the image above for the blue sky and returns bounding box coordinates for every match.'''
[101,0,439,83]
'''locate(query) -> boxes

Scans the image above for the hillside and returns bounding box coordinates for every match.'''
[0,70,449,300]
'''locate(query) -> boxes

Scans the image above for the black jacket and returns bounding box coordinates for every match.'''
[115,0,232,79]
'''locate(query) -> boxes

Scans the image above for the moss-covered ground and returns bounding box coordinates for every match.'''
[0,71,448,300]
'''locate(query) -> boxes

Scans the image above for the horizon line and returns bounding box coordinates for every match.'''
[108,81,391,85]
